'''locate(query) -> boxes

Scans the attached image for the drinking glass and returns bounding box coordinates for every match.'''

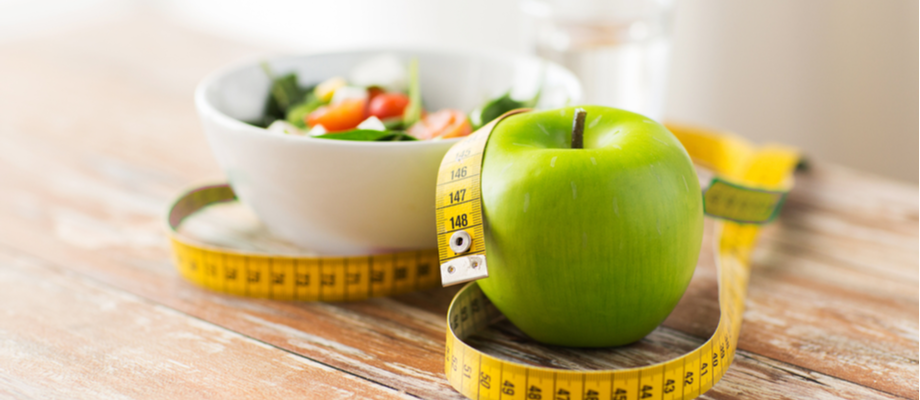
[522,0,673,120]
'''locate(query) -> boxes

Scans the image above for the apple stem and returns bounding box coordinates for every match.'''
[571,108,586,149]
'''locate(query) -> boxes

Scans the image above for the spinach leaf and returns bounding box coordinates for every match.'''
[470,67,544,129]
[376,132,418,141]
[312,130,418,142]
[472,91,521,129]
[270,74,305,113]
[261,62,308,113]
[382,117,405,131]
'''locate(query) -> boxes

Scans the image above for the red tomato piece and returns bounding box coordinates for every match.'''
[368,93,410,120]
[407,109,472,140]
[367,87,385,102]
[306,98,367,132]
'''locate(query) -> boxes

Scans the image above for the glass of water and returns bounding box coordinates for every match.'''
[522,0,673,120]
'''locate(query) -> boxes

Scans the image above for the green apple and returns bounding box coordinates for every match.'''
[478,106,703,347]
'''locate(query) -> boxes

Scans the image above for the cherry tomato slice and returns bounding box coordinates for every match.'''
[407,109,472,140]
[367,87,385,102]
[368,93,410,120]
[306,98,367,132]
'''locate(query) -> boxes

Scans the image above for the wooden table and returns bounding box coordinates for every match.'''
[0,15,916,400]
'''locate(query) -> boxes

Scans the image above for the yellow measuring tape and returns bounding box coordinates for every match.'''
[167,110,798,399]
[167,186,441,301]
[436,115,799,400]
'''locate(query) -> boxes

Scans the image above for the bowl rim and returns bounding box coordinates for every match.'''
[194,47,582,148]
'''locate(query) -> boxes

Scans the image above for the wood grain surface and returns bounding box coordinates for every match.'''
[0,13,916,400]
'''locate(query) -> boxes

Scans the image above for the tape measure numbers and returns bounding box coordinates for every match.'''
[436,109,531,285]
[167,184,441,301]
[436,114,800,400]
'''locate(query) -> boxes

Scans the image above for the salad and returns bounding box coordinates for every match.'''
[248,55,541,142]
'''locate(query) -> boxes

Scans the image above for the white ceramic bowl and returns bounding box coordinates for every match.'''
[196,49,581,256]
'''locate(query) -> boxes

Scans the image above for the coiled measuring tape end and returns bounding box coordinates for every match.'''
[166,183,442,301]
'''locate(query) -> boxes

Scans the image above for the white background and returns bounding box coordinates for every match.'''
[1,0,917,182]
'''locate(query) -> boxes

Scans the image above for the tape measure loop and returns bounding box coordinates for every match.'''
[438,116,801,400]
[166,184,442,301]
